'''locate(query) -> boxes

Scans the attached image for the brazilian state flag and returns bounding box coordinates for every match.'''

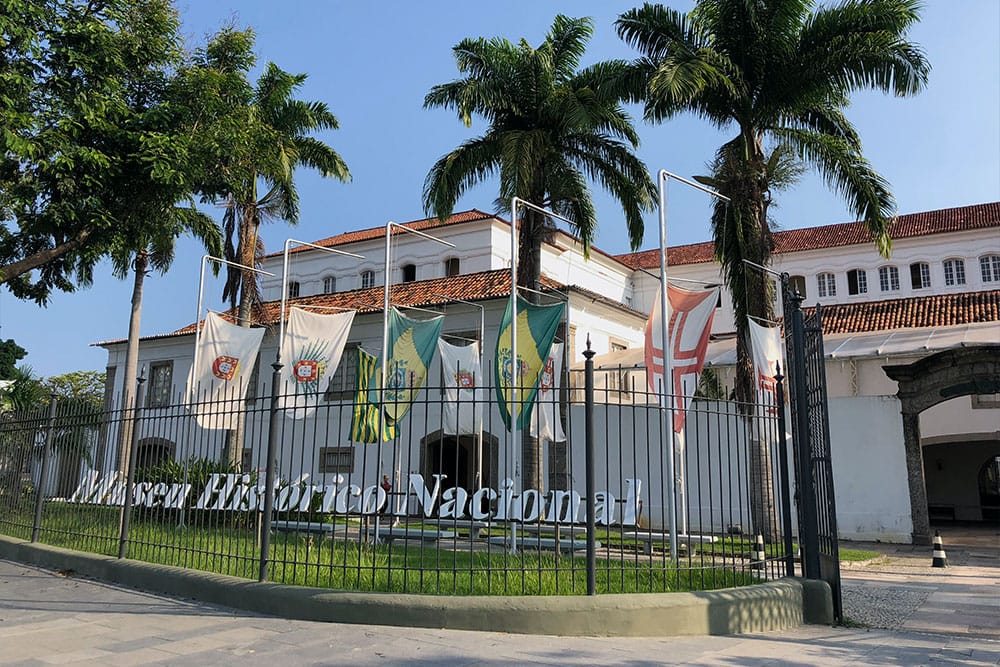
[350,347,397,443]
[371,307,445,422]
[494,296,564,430]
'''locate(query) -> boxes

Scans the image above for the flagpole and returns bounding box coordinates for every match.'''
[509,198,576,553]
[378,222,455,538]
[656,170,729,562]
[431,293,485,491]
[277,239,364,364]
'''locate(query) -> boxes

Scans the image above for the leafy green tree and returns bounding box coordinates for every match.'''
[616,0,929,536]
[424,15,656,490]
[0,0,218,302]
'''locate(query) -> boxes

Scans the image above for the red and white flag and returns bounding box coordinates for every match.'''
[188,312,265,429]
[530,342,566,442]
[644,285,719,432]
[437,338,484,436]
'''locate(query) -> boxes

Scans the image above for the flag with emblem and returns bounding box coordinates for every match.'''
[188,312,265,429]
[438,338,484,435]
[371,307,444,422]
[279,307,355,416]
[350,347,397,443]
[494,296,564,430]
[530,342,566,442]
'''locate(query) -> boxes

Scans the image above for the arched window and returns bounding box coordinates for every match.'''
[816,272,836,298]
[322,276,336,294]
[788,275,807,298]
[980,255,1000,283]
[879,266,900,292]
[401,264,417,282]
[361,270,376,289]
[287,281,300,298]
[847,269,867,295]
[943,259,966,286]
[909,262,930,289]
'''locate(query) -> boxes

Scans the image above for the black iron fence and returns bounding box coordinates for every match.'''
[0,356,796,596]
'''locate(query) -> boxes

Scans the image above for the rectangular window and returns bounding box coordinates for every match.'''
[879,266,899,292]
[324,343,360,400]
[147,361,173,408]
[788,275,807,298]
[943,259,966,286]
[817,273,836,298]
[318,446,355,474]
[981,255,1000,283]
[847,269,867,295]
[287,281,300,299]
[323,276,336,294]
[402,264,416,282]
[361,271,376,289]
[910,262,930,289]
[444,258,460,277]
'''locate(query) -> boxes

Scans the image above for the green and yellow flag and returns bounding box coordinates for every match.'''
[494,296,564,430]
[372,307,445,422]
[350,347,397,443]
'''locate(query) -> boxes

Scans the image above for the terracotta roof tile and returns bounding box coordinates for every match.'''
[806,289,1000,335]
[267,209,499,257]
[617,202,1000,269]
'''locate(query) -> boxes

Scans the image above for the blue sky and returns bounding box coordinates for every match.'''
[5,0,999,378]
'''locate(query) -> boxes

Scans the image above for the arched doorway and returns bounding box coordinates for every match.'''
[420,430,499,491]
[134,437,175,470]
[883,344,1000,543]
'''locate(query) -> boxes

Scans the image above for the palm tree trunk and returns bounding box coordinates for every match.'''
[118,251,147,474]
[517,208,549,492]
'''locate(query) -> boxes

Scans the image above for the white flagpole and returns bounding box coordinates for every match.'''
[375,222,455,539]
[656,170,729,560]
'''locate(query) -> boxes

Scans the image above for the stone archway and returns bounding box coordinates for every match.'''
[883,344,1000,544]
[420,430,500,492]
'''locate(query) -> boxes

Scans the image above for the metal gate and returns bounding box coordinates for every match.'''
[783,280,843,621]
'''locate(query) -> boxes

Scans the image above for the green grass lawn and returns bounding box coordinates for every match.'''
[0,502,766,596]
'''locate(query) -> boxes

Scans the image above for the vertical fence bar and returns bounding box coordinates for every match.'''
[118,375,146,559]
[774,363,795,577]
[258,362,283,583]
[30,392,59,543]
[583,338,596,596]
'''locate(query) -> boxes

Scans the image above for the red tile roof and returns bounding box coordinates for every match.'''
[807,289,1000,335]
[617,202,1000,269]
[267,209,500,257]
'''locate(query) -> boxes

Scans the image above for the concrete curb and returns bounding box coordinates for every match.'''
[0,535,833,636]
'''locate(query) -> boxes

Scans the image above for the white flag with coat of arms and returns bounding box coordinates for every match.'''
[188,312,265,429]
[437,339,484,435]
[279,307,355,417]
[747,318,784,419]
[530,342,566,442]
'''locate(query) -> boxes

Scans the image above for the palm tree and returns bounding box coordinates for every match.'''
[616,0,929,536]
[221,63,351,328]
[214,62,350,468]
[424,15,656,491]
[111,204,222,474]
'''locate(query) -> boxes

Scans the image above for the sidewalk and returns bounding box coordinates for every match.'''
[0,527,997,666]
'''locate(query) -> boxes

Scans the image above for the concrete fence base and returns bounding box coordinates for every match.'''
[0,535,833,636]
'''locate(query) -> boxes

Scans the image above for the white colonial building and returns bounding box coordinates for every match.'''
[97,202,1000,542]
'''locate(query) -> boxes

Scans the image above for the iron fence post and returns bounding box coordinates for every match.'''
[774,363,795,577]
[258,362,283,582]
[788,294,821,579]
[583,337,596,596]
[30,392,59,543]
[117,374,146,559]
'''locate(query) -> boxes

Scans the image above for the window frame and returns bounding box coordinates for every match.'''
[816,272,837,298]
[980,254,1000,283]
[846,268,868,296]
[287,281,300,299]
[318,446,355,474]
[401,264,417,283]
[879,265,900,292]
[788,275,807,299]
[444,257,460,277]
[942,258,966,286]
[322,275,336,294]
[147,361,174,408]
[324,343,360,401]
[361,270,376,289]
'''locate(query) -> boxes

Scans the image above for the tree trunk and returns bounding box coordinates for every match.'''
[117,251,147,474]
